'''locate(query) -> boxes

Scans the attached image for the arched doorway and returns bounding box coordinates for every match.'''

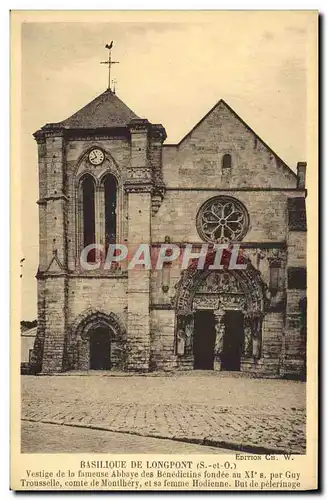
[70,309,126,371]
[173,253,267,372]
[191,272,248,371]
[89,326,111,370]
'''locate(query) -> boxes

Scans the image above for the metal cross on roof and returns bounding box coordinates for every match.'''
[112,78,117,94]
[100,42,120,91]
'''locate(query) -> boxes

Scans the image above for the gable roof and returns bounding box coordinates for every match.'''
[43,89,139,130]
[164,99,297,179]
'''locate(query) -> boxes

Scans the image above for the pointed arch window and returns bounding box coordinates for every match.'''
[103,174,117,250]
[81,174,96,262]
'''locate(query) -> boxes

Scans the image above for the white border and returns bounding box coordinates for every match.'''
[4,3,323,499]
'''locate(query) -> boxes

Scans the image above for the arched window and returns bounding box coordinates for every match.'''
[104,174,117,249]
[81,175,95,262]
[222,153,232,170]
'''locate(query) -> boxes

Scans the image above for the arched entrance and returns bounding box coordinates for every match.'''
[89,326,111,370]
[173,251,267,372]
[191,271,249,371]
[70,309,126,371]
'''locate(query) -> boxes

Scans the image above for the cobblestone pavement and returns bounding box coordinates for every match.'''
[22,421,234,454]
[21,372,306,454]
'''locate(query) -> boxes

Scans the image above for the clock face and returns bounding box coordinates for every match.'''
[88,148,105,166]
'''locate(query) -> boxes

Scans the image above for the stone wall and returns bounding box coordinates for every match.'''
[126,190,152,371]
[41,276,67,373]
[162,100,297,189]
[285,201,307,378]
[151,190,303,243]
[67,275,127,321]
[149,309,177,370]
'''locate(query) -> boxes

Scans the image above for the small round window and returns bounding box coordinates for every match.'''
[197,196,249,242]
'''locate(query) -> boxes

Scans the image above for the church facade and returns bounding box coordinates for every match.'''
[31,88,307,378]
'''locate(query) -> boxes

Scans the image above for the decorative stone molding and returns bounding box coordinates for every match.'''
[37,194,69,204]
[173,260,267,317]
[65,130,130,141]
[36,269,68,280]
[41,127,65,139]
[124,184,153,194]
[128,118,150,134]
[149,304,173,310]
[151,186,166,215]
[149,124,167,142]
[71,308,126,340]
[193,293,246,311]
[44,249,65,274]
[251,248,266,270]
[33,130,46,144]
[196,270,243,294]
[193,295,219,310]
[267,247,285,268]
[126,167,152,181]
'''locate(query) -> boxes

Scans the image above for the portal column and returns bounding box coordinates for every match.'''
[243,314,253,357]
[176,313,194,370]
[96,184,105,258]
[213,309,225,371]
[252,314,263,360]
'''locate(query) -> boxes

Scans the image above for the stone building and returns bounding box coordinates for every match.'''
[21,325,37,374]
[31,88,307,377]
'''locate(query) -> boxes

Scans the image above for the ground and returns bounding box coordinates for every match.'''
[22,421,234,454]
[21,372,306,454]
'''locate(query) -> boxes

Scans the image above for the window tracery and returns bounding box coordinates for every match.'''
[197,196,249,242]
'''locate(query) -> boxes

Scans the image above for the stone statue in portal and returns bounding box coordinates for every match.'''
[214,321,225,356]
[252,333,261,359]
[176,329,186,356]
[185,323,192,349]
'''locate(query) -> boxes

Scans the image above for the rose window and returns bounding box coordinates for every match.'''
[197,196,249,242]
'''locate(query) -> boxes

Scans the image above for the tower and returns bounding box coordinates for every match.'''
[32,88,166,373]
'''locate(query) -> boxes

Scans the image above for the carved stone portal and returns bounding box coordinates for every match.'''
[173,264,266,368]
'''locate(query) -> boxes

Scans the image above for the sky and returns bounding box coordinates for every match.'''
[19,11,314,320]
